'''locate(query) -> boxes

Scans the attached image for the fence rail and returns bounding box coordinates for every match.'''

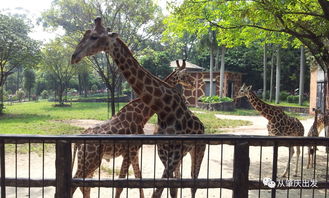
[0,134,328,198]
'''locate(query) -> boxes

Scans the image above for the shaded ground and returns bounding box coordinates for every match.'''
[3,115,328,198]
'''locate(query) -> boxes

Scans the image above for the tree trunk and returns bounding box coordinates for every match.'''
[298,45,305,105]
[0,86,3,114]
[269,53,274,102]
[275,47,281,104]
[78,74,82,96]
[219,46,226,98]
[262,43,267,100]
[110,87,115,117]
[215,45,220,71]
[209,31,215,97]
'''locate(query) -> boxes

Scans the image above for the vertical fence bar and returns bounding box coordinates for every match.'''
[0,141,5,198]
[271,144,278,198]
[55,140,72,198]
[232,141,249,198]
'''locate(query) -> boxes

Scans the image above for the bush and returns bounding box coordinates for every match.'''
[91,84,98,93]
[40,90,49,99]
[280,91,290,101]
[200,96,233,103]
[287,95,299,103]
[16,89,25,102]
[0,103,4,114]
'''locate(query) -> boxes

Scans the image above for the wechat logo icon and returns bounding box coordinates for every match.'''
[263,178,276,188]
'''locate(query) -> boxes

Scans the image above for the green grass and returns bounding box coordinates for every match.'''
[1,101,309,136]
[190,107,259,116]
[267,101,309,108]
[148,108,253,134]
[0,101,125,135]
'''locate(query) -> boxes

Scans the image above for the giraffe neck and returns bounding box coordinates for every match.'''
[107,38,170,110]
[316,113,325,133]
[246,91,282,120]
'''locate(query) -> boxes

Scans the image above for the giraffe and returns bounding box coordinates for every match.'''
[71,18,206,198]
[71,60,194,198]
[307,108,322,169]
[236,84,304,177]
[307,109,329,169]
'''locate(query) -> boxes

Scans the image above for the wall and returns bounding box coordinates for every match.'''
[183,71,243,106]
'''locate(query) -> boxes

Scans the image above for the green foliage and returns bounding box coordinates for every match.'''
[280,91,290,101]
[139,48,172,78]
[0,14,41,105]
[23,69,36,100]
[91,84,98,93]
[200,96,233,103]
[40,90,49,99]
[15,89,25,102]
[287,95,300,104]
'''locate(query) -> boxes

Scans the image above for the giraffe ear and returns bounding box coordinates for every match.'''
[247,85,252,91]
[108,32,119,38]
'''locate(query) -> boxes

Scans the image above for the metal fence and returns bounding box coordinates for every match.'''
[0,134,329,198]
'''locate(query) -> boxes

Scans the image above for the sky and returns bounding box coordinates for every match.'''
[0,0,62,42]
[0,0,172,43]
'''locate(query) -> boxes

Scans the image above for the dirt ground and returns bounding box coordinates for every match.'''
[3,114,329,198]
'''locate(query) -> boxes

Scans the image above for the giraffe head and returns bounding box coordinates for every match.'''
[169,59,194,88]
[235,84,252,99]
[71,17,118,64]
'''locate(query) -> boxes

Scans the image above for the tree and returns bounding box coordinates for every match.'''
[0,14,40,113]
[23,69,36,101]
[275,47,281,104]
[166,0,325,104]
[299,46,305,105]
[42,39,76,106]
[139,48,173,79]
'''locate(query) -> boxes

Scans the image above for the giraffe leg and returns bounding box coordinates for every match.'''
[130,151,145,198]
[170,161,182,198]
[72,144,103,198]
[282,146,294,177]
[189,144,206,198]
[307,146,312,169]
[152,144,181,198]
[115,153,131,198]
[294,146,300,177]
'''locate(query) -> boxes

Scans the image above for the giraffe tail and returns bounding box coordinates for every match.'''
[71,143,78,171]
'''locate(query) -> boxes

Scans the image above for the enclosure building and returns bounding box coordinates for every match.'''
[170,60,243,106]
[309,65,327,114]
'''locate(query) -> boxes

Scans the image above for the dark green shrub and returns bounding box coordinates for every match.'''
[280,91,290,101]
[41,90,49,99]
[200,96,233,103]
[287,95,299,103]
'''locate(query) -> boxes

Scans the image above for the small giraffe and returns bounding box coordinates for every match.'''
[306,109,329,169]
[71,60,194,198]
[71,17,206,198]
[307,108,322,169]
[236,84,304,177]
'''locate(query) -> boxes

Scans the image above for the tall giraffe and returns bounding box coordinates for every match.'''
[71,60,193,198]
[71,18,206,198]
[236,84,304,177]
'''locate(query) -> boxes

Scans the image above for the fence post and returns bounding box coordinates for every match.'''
[232,141,250,198]
[0,141,5,198]
[55,140,72,198]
